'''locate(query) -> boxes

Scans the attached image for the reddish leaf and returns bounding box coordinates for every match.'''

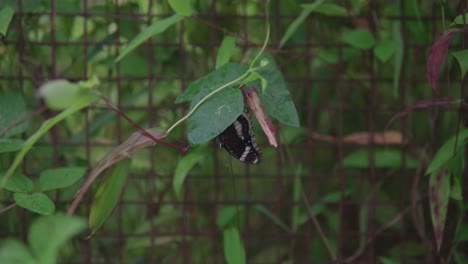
[243,86,277,147]
[388,98,457,127]
[427,29,461,94]
[67,129,166,215]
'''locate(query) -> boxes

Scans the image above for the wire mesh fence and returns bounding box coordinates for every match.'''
[1,0,467,263]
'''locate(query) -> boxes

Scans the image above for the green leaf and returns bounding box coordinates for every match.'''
[0,171,33,193]
[217,206,245,229]
[168,0,194,16]
[255,62,300,127]
[14,192,55,215]
[0,239,35,264]
[115,14,183,62]
[187,86,243,144]
[452,50,468,78]
[1,88,96,189]
[176,62,249,103]
[37,79,81,110]
[456,223,468,241]
[28,213,86,264]
[216,36,237,69]
[173,146,206,198]
[312,3,348,16]
[0,6,14,36]
[0,138,23,153]
[453,13,468,25]
[280,0,325,48]
[89,160,130,235]
[374,39,395,63]
[429,169,450,251]
[341,29,376,50]
[39,166,86,191]
[223,228,246,264]
[379,257,399,264]
[343,149,419,169]
[0,92,29,137]
[426,129,468,175]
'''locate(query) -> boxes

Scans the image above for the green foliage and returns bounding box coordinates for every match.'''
[0,214,86,264]
[89,160,130,234]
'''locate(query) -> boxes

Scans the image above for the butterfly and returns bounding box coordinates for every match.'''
[217,109,262,164]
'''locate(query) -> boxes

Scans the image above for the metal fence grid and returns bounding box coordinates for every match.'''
[1,0,466,263]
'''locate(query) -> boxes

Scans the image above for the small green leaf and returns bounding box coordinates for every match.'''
[341,29,376,50]
[217,206,245,230]
[0,6,14,36]
[115,14,183,62]
[426,129,468,175]
[453,13,468,25]
[0,239,35,264]
[223,228,246,264]
[39,166,86,191]
[0,138,23,153]
[242,71,261,85]
[168,0,194,16]
[379,257,399,264]
[343,149,419,169]
[216,36,237,69]
[89,160,130,235]
[374,39,395,63]
[312,3,348,16]
[29,213,86,264]
[173,147,206,198]
[1,171,34,193]
[14,192,55,215]
[452,50,468,78]
[280,0,325,48]
[37,80,80,110]
[429,169,450,251]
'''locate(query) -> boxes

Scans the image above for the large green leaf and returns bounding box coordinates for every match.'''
[89,160,130,235]
[28,213,86,264]
[187,86,243,144]
[175,62,249,103]
[254,62,300,127]
[452,50,468,78]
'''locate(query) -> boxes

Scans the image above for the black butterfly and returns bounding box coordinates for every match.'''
[217,110,262,164]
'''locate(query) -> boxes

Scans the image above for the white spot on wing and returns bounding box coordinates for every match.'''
[239,146,251,161]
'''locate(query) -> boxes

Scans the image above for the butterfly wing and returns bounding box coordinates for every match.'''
[218,111,262,164]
